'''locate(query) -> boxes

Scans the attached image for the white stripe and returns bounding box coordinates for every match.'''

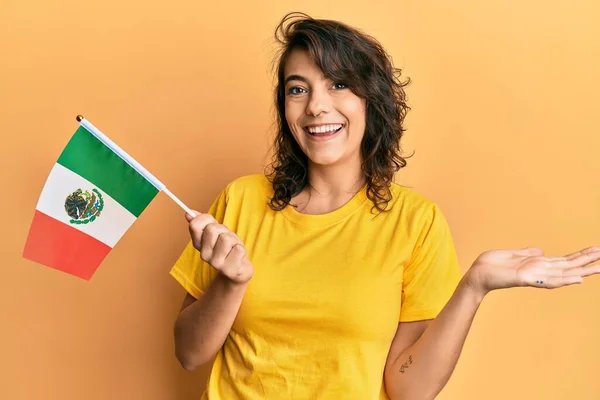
[36,163,137,247]
[79,118,165,191]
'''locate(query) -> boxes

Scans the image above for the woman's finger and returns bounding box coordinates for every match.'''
[210,232,240,269]
[556,246,600,261]
[188,214,217,236]
[225,243,247,265]
[561,263,600,278]
[223,244,249,282]
[513,247,545,257]
[189,214,217,249]
[185,210,202,223]
[549,249,600,269]
[539,263,600,279]
[200,223,230,261]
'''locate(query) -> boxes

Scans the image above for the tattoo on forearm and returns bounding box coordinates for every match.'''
[399,355,413,373]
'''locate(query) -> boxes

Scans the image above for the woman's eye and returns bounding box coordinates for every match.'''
[288,87,306,95]
[332,83,347,90]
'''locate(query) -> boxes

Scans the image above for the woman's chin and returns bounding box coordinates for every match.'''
[307,152,345,167]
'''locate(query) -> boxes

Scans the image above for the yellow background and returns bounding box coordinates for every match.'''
[2,1,599,399]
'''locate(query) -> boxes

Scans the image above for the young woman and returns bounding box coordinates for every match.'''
[169,12,600,400]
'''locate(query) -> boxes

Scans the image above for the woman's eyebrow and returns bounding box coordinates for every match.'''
[284,74,308,85]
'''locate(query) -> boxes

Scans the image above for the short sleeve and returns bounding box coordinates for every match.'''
[399,203,462,322]
[169,186,229,299]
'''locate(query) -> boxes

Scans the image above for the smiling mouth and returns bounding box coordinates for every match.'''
[304,123,345,136]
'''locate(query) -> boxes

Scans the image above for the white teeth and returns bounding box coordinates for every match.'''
[306,124,343,134]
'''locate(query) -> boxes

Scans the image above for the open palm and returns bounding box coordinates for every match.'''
[468,246,600,293]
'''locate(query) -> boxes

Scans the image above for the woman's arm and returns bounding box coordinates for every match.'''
[173,211,255,371]
[384,277,482,400]
[174,275,248,370]
[384,246,600,400]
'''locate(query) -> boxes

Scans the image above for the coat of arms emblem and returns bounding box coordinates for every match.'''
[64,188,104,224]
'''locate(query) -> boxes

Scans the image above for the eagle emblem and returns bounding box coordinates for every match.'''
[64,188,104,224]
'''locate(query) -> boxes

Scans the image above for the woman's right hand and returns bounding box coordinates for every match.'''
[185,211,254,285]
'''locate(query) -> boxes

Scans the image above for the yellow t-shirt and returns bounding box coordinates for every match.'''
[170,174,462,400]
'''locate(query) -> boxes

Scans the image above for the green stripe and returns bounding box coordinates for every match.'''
[57,126,159,217]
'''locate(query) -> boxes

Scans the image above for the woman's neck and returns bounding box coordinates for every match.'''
[292,161,365,215]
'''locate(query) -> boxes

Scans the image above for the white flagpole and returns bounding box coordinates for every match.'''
[162,187,195,217]
[76,115,197,218]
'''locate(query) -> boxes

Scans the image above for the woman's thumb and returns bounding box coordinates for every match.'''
[185,210,200,222]
[516,247,545,257]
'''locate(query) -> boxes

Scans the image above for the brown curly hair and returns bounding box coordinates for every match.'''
[265,12,412,213]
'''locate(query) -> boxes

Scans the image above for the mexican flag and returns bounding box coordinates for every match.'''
[23,116,186,280]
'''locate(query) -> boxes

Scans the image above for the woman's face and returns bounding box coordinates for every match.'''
[283,48,367,167]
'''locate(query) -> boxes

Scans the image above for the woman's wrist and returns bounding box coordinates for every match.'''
[460,269,489,305]
[215,272,251,293]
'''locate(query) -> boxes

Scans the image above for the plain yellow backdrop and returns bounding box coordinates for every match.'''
[2,1,599,399]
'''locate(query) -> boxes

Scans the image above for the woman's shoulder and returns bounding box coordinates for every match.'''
[225,173,271,191]
[388,181,443,221]
[389,181,433,205]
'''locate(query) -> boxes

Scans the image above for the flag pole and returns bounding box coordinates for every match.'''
[163,187,196,217]
[75,115,197,218]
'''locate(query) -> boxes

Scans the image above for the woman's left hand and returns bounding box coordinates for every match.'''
[465,246,600,297]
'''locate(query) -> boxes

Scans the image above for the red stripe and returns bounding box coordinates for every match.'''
[23,210,112,280]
